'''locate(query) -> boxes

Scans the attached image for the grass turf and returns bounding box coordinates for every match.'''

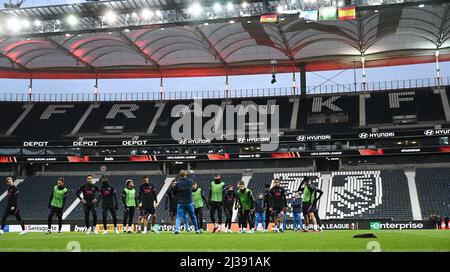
[0,230,448,252]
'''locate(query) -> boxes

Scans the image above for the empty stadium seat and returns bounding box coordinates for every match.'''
[415,168,450,218]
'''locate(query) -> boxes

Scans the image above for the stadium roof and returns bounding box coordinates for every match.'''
[0,0,449,79]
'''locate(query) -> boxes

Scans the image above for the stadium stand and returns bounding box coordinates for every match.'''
[78,102,160,135]
[152,97,290,139]
[0,87,449,139]
[194,160,314,171]
[0,103,27,135]
[415,168,450,219]
[326,170,413,220]
[365,88,446,125]
[296,95,359,133]
[12,103,90,138]
[45,163,160,173]
[227,97,292,130]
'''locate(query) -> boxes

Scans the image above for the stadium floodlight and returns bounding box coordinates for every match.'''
[155,10,162,17]
[34,20,42,27]
[7,17,22,33]
[131,12,138,18]
[124,28,130,32]
[419,4,424,8]
[66,14,78,26]
[241,1,248,8]
[21,19,31,28]
[55,19,61,25]
[213,3,222,12]
[229,20,235,24]
[227,2,233,11]
[204,22,209,25]
[105,11,117,24]
[337,1,344,7]
[271,73,277,84]
[435,50,440,57]
[277,5,284,13]
[188,3,202,16]
[271,59,277,84]
[141,8,153,20]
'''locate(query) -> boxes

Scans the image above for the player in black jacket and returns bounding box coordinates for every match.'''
[0,177,26,235]
[138,176,158,234]
[269,178,287,232]
[223,185,237,233]
[98,177,119,234]
[76,175,100,235]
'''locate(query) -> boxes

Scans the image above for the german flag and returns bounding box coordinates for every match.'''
[338,6,356,20]
[260,13,278,23]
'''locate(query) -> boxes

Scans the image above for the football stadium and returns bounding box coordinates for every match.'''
[0,0,449,254]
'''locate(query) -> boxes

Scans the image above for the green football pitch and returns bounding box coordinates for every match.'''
[0,230,448,252]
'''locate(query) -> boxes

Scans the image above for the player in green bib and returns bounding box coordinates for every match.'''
[208,173,225,232]
[192,182,208,230]
[236,181,255,233]
[121,180,137,233]
[299,176,323,232]
[46,177,68,234]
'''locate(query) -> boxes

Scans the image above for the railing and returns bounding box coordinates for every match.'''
[0,76,448,102]
[307,76,450,94]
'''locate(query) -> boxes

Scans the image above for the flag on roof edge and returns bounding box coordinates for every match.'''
[260,13,278,23]
[338,6,356,20]
[319,6,337,20]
